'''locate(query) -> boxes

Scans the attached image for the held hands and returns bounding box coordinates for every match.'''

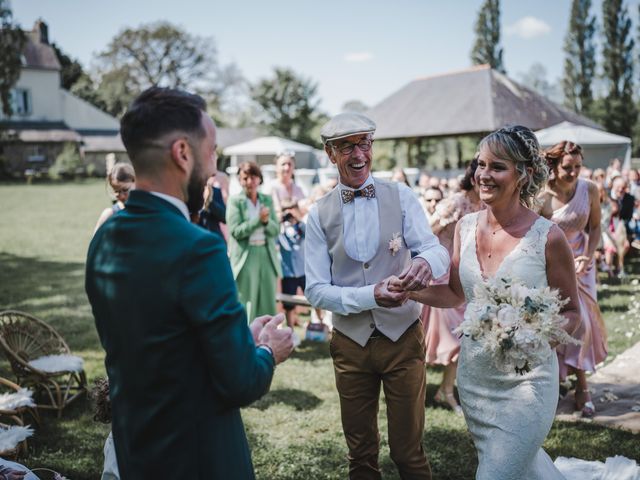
[374,277,408,308]
[396,257,433,291]
[574,255,590,275]
[259,206,270,224]
[378,258,433,307]
[254,313,294,364]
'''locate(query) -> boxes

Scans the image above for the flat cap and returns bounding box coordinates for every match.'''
[320,112,376,144]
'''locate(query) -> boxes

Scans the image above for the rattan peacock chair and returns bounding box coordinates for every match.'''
[0,311,87,418]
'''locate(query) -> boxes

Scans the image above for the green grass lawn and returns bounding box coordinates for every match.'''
[0,180,638,479]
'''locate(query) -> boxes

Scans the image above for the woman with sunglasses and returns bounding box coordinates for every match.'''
[94,162,136,233]
[420,159,483,414]
[539,141,607,418]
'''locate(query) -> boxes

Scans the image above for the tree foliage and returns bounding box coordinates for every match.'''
[251,67,324,147]
[52,43,85,90]
[562,0,597,115]
[600,0,636,138]
[77,21,242,119]
[470,0,505,73]
[0,0,26,117]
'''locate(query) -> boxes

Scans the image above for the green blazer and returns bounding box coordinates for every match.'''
[226,192,281,278]
[86,191,274,479]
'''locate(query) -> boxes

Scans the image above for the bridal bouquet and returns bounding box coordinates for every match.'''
[454,277,580,375]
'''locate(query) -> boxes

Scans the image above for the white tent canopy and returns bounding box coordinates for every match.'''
[535,121,632,169]
[223,136,320,169]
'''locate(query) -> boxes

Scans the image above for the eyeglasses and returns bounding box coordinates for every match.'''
[113,186,132,195]
[332,139,373,155]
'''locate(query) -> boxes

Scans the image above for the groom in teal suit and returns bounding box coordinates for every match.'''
[86,87,293,479]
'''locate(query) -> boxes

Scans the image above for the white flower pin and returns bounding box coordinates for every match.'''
[388,232,402,256]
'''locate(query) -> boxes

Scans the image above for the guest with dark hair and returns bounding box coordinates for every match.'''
[227,161,281,320]
[86,87,293,479]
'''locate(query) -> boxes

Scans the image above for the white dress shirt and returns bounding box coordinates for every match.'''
[305,175,449,315]
[150,191,190,221]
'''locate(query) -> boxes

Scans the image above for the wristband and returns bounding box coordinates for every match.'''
[257,344,275,365]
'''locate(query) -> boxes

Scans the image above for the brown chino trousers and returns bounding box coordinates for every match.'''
[330,323,431,480]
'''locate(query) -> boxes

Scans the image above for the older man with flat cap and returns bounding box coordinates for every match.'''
[305,112,449,479]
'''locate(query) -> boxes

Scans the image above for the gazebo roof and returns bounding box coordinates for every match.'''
[223,136,315,156]
[367,65,600,140]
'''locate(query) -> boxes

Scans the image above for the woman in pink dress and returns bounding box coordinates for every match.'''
[422,159,483,413]
[271,152,306,216]
[539,141,608,418]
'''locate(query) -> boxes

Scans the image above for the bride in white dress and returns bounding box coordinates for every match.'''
[404,126,582,479]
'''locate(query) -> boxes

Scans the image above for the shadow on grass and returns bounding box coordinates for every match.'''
[251,388,322,412]
[0,252,100,351]
[291,339,330,362]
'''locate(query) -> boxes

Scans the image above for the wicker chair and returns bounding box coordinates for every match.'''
[0,311,87,418]
[0,377,39,428]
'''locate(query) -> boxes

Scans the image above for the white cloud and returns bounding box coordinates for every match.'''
[343,52,374,63]
[505,16,551,39]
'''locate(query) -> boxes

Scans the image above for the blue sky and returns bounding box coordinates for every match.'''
[11,0,640,115]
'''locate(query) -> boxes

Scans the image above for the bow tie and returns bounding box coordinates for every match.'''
[341,184,376,204]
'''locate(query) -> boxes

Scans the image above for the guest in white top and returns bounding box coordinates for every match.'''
[305,112,448,479]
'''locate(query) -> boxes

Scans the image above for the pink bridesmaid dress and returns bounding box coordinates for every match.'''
[551,178,608,378]
[422,193,483,365]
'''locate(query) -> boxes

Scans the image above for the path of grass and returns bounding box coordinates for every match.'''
[0,181,638,479]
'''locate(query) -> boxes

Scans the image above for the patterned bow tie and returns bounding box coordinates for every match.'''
[341,184,376,204]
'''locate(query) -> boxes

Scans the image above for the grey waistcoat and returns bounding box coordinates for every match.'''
[317,179,422,347]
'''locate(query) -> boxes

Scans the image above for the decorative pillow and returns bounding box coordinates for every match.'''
[0,388,35,410]
[28,354,84,373]
[0,425,33,452]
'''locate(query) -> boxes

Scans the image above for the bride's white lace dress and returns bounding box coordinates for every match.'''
[457,211,565,480]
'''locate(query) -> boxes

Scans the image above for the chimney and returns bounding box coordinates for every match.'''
[32,19,49,44]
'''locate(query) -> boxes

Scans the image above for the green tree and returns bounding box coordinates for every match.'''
[52,43,85,90]
[600,0,636,138]
[341,100,368,113]
[83,21,242,118]
[471,0,505,73]
[251,67,324,147]
[563,0,597,115]
[49,142,83,180]
[0,0,26,117]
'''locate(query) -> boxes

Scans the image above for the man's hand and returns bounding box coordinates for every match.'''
[257,313,294,364]
[397,257,433,291]
[374,277,408,308]
[259,206,270,224]
[249,315,272,344]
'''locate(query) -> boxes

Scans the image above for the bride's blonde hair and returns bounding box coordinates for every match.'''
[477,125,548,208]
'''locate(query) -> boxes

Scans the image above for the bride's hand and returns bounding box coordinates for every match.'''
[387,275,403,292]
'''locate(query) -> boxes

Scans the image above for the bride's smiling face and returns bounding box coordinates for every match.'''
[475,145,521,205]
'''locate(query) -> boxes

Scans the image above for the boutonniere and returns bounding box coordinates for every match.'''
[388,232,402,256]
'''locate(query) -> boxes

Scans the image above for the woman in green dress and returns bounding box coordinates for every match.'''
[227,161,281,320]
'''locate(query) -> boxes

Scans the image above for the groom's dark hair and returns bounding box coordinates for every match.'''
[120,87,208,166]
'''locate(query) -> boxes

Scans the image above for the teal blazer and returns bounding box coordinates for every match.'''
[226,192,281,278]
[86,191,274,479]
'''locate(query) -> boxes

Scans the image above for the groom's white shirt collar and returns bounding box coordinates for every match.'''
[149,191,190,221]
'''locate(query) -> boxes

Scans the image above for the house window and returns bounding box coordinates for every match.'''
[10,89,31,116]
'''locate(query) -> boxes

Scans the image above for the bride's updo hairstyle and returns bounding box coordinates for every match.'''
[478,125,549,208]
